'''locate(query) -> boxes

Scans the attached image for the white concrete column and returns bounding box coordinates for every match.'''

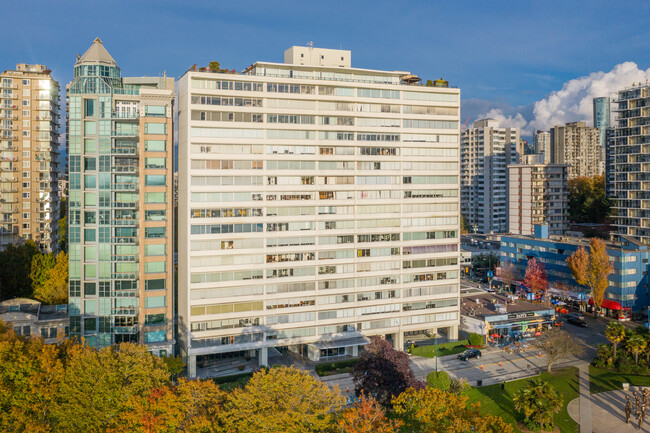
[258,347,268,367]
[448,325,459,341]
[188,355,197,378]
[352,345,359,357]
[393,331,404,351]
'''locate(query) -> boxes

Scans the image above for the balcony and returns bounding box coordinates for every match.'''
[0,114,17,120]
[112,130,138,137]
[112,237,137,245]
[112,326,139,335]
[0,207,18,213]
[111,307,138,316]
[0,145,18,151]
[112,255,137,262]
[0,166,17,172]
[111,146,137,156]
[0,83,18,89]
[112,112,139,120]
[111,165,137,174]
[1,135,18,140]
[111,219,137,226]
[111,201,137,209]
[111,272,138,279]
[0,93,16,100]
[0,188,17,193]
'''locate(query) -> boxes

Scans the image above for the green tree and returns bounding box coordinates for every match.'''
[0,241,40,300]
[426,371,450,390]
[513,379,562,430]
[472,253,499,271]
[604,321,626,359]
[468,333,483,347]
[32,252,68,305]
[533,328,584,372]
[209,61,221,71]
[392,387,513,433]
[221,366,343,433]
[568,175,611,223]
[58,197,68,252]
[626,334,647,365]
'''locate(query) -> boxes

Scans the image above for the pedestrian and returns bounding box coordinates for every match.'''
[640,408,646,430]
[526,364,531,373]
[501,380,505,390]
[643,403,647,418]
[637,393,642,412]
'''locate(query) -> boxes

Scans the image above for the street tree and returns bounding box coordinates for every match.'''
[337,394,401,433]
[513,379,562,431]
[497,261,519,292]
[568,175,611,224]
[351,336,425,406]
[522,258,548,294]
[0,241,40,300]
[533,328,584,372]
[392,387,514,433]
[604,321,626,359]
[222,365,343,433]
[566,238,614,316]
[32,251,68,305]
[626,334,647,365]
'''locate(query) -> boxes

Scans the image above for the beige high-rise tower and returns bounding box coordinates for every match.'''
[0,64,60,253]
[550,121,603,179]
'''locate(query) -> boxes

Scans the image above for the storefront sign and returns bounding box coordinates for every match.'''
[507,312,535,319]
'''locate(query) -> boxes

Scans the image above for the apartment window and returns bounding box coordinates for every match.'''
[145,296,166,308]
[145,261,166,274]
[84,282,96,296]
[145,278,166,291]
[145,175,166,186]
[145,105,166,117]
[145,210,166,221]
[84,99,95,117]
[145,140,166,151]
[145,157,166,169]
[145,123,166,134]
[144,192,166,203]
[145,330,166,343]
[84,121,97,135]
[145,244,166,256]
[145,227,166,238]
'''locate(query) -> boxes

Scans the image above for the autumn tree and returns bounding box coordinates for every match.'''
[522,257,548,294]
[0,241,40,300]
[337,394,401,433]
[209,61,221,71]
[221,366,343,433]
[604,321,626,359]
[566,238,614,315]
[513,379,562,431]
[31,251,68,305]
[497,261,520,292]
[115,378,226,433]
[392,387,514,433]
[352,336,425,406]
[533,328,584,372]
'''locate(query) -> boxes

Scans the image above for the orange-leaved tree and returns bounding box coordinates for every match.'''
[566,238,613,316]
[338,393,401,433]
[523,258,548,294]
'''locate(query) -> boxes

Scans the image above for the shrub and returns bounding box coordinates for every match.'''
[468,333,483,347]
[426,371,451,390]
[449,377,470,394]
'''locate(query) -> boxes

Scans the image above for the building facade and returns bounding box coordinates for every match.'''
[1,64,60,253]
[0,298,68,343]
[550,121,603,179]
[461,118,520,234]
[533,130,551,163]
[178,46,461,377]
[593,96,611,148]
[507,164,568,236]
[66,39,175,354]
[610,84,650,245]
[500,230,650,313]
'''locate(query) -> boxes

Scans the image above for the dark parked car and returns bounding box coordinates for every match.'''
[458,349,482,361]
[565,312,585,321]
[566,317,587,327]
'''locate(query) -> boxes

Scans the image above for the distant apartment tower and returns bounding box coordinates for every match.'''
[610,84,650,244]
[461,118,520,234]
[507,164,568,236]
[593,97,611,147]
[550,121,602,179]
[178,46,462,377]
[0,64,60,253]
[66,39,175,354]
[533,130,551,163]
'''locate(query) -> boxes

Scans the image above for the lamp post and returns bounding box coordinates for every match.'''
[434,332,439,372]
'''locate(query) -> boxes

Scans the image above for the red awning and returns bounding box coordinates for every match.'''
[588,298,623,310]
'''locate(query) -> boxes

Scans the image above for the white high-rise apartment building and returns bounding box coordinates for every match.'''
[461,119,520,234]
[178,46,461,377]
[550,121,603,179]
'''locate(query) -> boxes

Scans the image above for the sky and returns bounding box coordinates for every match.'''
[3,0,650,138]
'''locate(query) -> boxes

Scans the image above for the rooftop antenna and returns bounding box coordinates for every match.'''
[307,41,314,48]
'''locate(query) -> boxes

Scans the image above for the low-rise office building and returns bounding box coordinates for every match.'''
[460,292,555,340]
[500,225,650,315]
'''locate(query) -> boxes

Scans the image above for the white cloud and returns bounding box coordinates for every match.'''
[470,62,650,135]
[475,108,530,135]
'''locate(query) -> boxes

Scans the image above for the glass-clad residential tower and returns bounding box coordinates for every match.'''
[593,96,611,148]
[67,39,174,354]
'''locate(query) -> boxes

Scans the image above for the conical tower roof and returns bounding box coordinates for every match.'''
[77,37,116,65]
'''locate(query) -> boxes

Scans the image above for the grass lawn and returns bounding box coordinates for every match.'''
[589,365,650,394]
[409,339,472,357]
[466,367,579,433]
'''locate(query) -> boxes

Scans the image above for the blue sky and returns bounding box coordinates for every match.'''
[3,0,649,130]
